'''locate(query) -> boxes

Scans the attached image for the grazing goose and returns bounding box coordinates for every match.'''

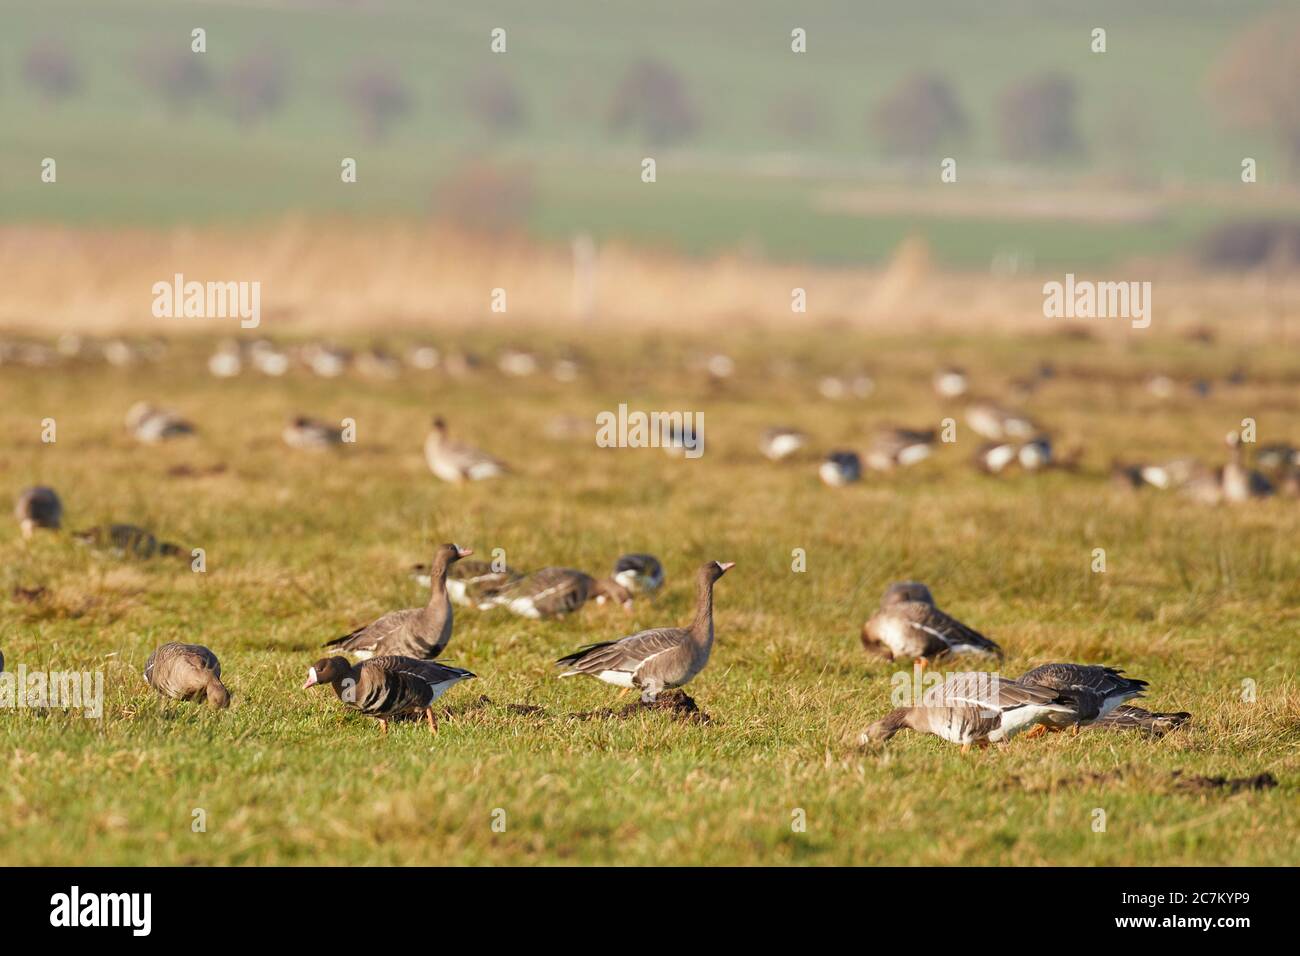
[1222,432,1273,502]
[1017,663,1147,737]
[144,642,230,709]
[758,427,808,462]
[864,427,935,472]
[861,583,1002,666]
[613,553,665,595]
[325,543,470,660]
[73,524,184,559]
[556,560,733,703]
[14,486,62,538]
[965,402,1038,442]
[1089,703,1191,736]
[304,655,475,735]
[125,402,195,444]
[283,416,345,450]
[859,672,1078,752]
[819,450,862,487]
[411,559,521,609]
[424,417,509,483]
[487,567,632,619]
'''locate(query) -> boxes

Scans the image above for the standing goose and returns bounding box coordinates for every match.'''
[487,567,632,619]
[424,417,509,483]
[325,543,470,660]
[758,427,808,462]
[859,672,1078,752]
[861,583,1002,666]
[144,642,230,709]
[14,486,62,538]
[1222,431,1273,502]
[1016,663,1147,737]
[125,402,195,444]
[412,559,521,609]
[613,553,665,595]
[556,560,734,703]
[1088,703,1191,736]
[303,655,475,735]
[864,427,935,472]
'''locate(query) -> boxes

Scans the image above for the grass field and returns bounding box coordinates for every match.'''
[1,322,1297,865]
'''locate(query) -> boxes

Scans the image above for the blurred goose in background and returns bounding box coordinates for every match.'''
[356,346,402,379]
[1255,443,1298,472]
[552,352,583,382]
[973,441,1019,475]
[859,672,1078,753]
[207,340,243,378]
[1088,703,1191,736]
[1017,435,1053,471]
[965,401,1038,442]
[818,372,874,400]
[405,343,441,371]
[557,560,733,703]
[302,342,350,378]
[144,642,229,709]
[1016,663,1147,737]
[758,426,808,462]
[1111,456,1204,491]
[487,567,633,618]
[425,417,509,483]
[14,486,62,538]
[304,655,475,735]
[125,402,195,443]
[249,339,290,376]
[864,427,935,472]
[819,450,862,487]
[73,524,184,559]
[412,559,521,609]
[497,347,541,378]
[283,416,345,450]
[613,553,665,595]
[932,366,968,398]
[1222,431,1273,502]
[862,582,1002,666]
[325,543,471,660]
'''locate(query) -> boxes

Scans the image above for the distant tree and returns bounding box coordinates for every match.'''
[225,47,289,125]
[136,46,213,114]
[463,67,527,133]
[870,73,966,158]
[607,59,697,146]
[996,73,1084,162]
[23,37,82,101]
[343,63,412,142]
[1209,11,1300,176]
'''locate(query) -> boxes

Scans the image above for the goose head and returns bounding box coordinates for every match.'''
[303,656,352,690]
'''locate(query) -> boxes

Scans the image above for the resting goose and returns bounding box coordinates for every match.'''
[557,560,733,703]
[861,583,1002,666]
[283,416,345,450]
[411,559,521,609]
[487,567,632,619]
[859,672,1077,752]
[1017,663,1147,736]
[144,642,230,709]
[14,486,62,538]
[965,401,1038,442]
[125,402,195,444]
[864,427,935,472]
[613,553,665,594]
[758,427,808,462]
[424,417,509,483]
[326,543,470,660]
[1089,703,1191,736]
[819,450,862,487]
[304,655,475,735]
[73,524,184,559]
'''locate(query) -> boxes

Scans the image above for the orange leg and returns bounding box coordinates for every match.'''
[617,688,632,699]
[426,708,438,734]
[961,742,971,754]
[914,658,929,671]
[1024,724,1049,740]
[379,718,388,736]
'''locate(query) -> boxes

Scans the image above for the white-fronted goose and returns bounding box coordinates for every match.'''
[125,402,195,444]
[304,655,475,735]
[1222,431,1273,502]
[758,426,808,462]
[424,417,509,483]
[965,401,1038,442]
[1016,663,1147,736]
[1088,703,1191,736]
[819,450,862,486]
[488,567,632,619]
[14,486,62,538]
[859,672,1077,752]
[557,560,733,703]
[283,416,344,450]
[613,553,665,594]
[862,582,1002,666]
[411,559,521,609]
[932,366,968,398]
[144,642,230,709]
[864,427,935,472]
[73,524,184,559]
[326,543,470,660]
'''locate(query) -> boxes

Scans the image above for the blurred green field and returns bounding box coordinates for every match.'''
[1,327,1296,865]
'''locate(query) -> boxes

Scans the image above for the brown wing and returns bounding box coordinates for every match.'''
[325,608,420,654]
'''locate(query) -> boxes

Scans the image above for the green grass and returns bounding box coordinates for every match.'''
[1,327,1296,865]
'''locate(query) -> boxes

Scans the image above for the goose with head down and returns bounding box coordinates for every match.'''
[303,655,475,735]
[612,553,665,595]
[144,642,230,709]
[1015,663,1147,737]
[861,582,1002,666]
[14,486,62,539]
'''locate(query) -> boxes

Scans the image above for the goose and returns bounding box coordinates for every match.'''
[144,642,230,709]
[424,417,509,483]
[1222,432,1273,502]
[406,344,441,371]
[14,486,62,538]
[283,416,345,450]
[302,342,350,378]
[325,543,470,660]
[818,373,874,400]
[73,524,184,559]
[552,353,583,382]
[125,402,194,444]
[486,567,633,619]
[1017,435,1053,471]
[859,672,1079,752]
[356,347,402,380]
[497,347,541,378]
[411,559,520,609]
[965,401,1038,442]
[819,450,862,487]
[207,340,243,378]
[613,553,665,594]
[973,441,1019,475]
[303,655,475,735]
[249,339,290,376]
[864,427,935,472]
[1016,663,1147,737]
[758,426,808,462]
[1088,703,1191,736]
[556,560,733,703]
[932,366,968,398]
[1255,443,1299,472]
[861,583,1002,666]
